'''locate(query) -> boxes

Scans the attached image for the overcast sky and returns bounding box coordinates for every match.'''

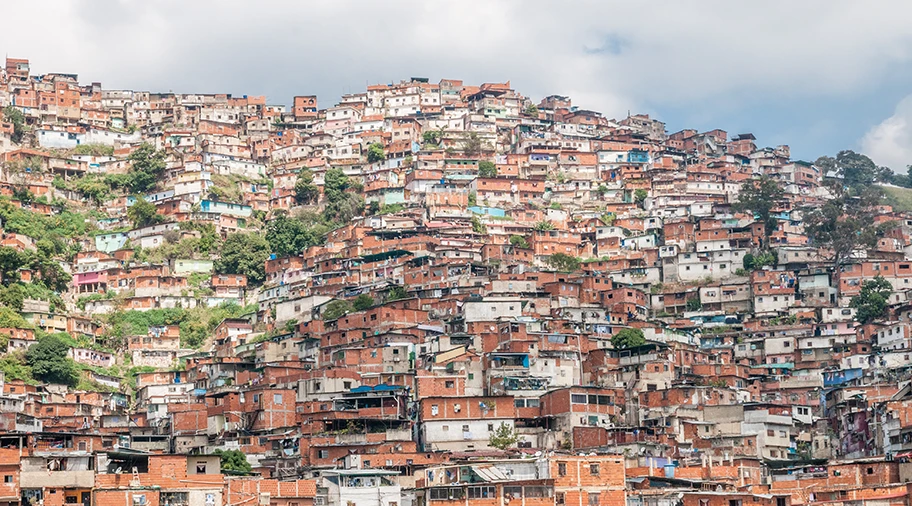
[3,0,912,169]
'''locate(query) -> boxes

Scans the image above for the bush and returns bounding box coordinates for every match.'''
[387,286,409,301]
[611,328,646,349]
[547,253,580,272]
[489,422,519,450]
[478,161,497,178]
[214,449,252,474]
[294,169,319,205]
[367,143,386,163]
[26,334,79,387]
[322,300,353,321]
[352,294,374,311]
[509,235,529,249]
[215,233,271,285]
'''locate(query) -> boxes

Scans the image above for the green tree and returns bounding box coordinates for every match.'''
[462,132,484,157]
[611,328,646,350]
[422,130,441,146]
[72,175,113,205]
[323,168,364,223]
[367,143,386,163]
[387,285,409,301]
[815,150,888,192]
[322,299,353,321]
[2,106,26,143]
[850,275,893,324]
[325,193,364,224]
[804,186,888,269]
[686,297,703,312]
[0,306,31,329]
[0,247,27,285]
[265,213,327,258]
[734,176,784,247]
[125,143,167,194]
[0,284,26,311]
[743,251,776,271]
[26,334,79,387]
[12,187,33,204]
[525,104,539,116]
[352,294,375,311]
[294,169,319,205]
[547,253,581,272]
[127,197,164,229]
[478,161,497,178]
[471,216,487,234]
[489,422,519,450]
[29,253,72,293]
[533,221,555,231]
[509,235,529,249]
[214,449,252,474]
[0,352,33,382]
[634,189,648,205]
[215,233,270,285]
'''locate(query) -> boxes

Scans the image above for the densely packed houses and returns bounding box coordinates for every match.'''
[1,56,912,506]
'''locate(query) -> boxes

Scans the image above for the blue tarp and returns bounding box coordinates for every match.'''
[350,384,404,393]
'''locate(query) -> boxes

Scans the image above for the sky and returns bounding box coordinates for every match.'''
[3,0,912,169]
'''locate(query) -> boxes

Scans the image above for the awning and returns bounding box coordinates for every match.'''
[472,466,509,482]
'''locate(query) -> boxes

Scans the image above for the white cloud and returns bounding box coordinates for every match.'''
[2,0,912,122]
[862,95,912,171]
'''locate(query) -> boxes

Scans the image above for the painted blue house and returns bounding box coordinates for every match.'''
[95,232,128,253]
[199,200,253,218]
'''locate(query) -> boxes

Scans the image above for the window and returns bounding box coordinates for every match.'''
[525,487,548,498]
[3,476,11,483]
[588,493,600,506]
[590,463,600,476]
[445,381,454,389]
[558,462,567,476]
[504,487,523,499]
[273,394,283,405]
[318,450,328,459]
[468,486,496,499]
[556,493,566,506]
[430,488,464,501]
[196,463,207,474]
[161,493,189,506]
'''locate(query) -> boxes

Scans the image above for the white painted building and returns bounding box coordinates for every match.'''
[320,470,402,506]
